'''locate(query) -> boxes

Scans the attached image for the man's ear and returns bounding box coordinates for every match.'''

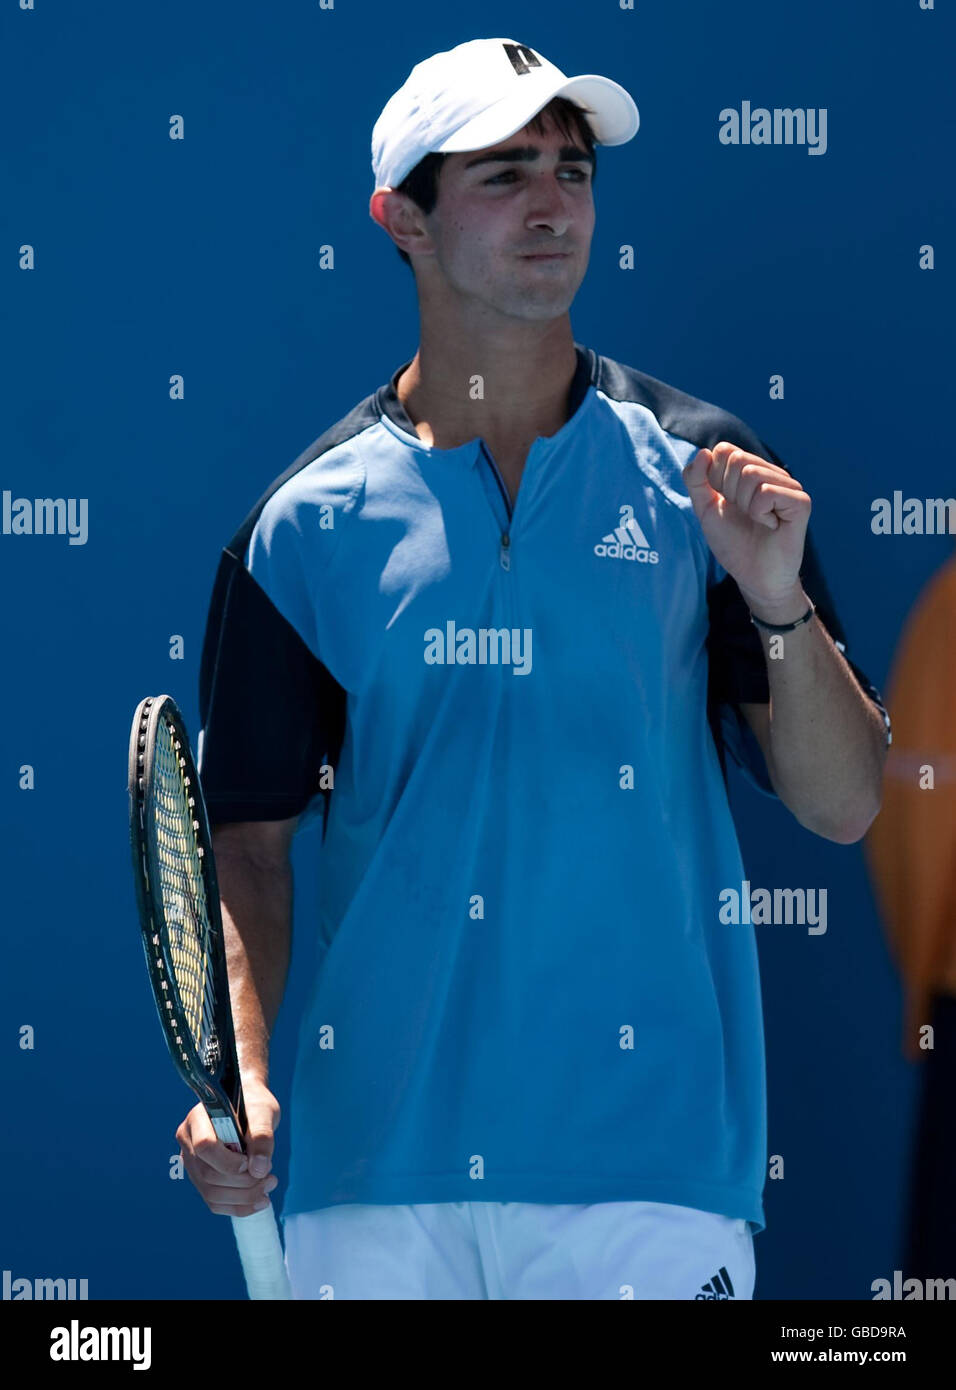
[369,188,432,260]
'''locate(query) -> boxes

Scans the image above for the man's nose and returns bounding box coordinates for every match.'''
[525,175,574,234]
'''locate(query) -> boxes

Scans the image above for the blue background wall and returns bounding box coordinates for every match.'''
[2,0,951,1299]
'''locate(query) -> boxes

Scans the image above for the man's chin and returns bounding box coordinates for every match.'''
[489,295,577,323]
[499,272,583,319]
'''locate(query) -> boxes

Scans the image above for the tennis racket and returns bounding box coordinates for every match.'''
[128,693,292,1300]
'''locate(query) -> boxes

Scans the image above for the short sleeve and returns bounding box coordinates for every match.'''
[197,545,346,829]
[706,440,892,797]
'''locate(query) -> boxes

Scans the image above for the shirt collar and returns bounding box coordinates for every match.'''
[377,342,596,452]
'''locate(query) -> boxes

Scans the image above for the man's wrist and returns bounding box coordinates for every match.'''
[237,1054,271,1088]
[740,583,811,629]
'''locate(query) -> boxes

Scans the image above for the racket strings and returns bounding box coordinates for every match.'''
[153,720,220,1061]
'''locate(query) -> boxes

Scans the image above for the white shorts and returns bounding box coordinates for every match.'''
[283,1200,756,1300]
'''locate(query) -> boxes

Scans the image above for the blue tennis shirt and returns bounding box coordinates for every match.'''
[198,343,890,1234]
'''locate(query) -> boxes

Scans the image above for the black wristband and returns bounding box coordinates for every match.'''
[749,601,816,633]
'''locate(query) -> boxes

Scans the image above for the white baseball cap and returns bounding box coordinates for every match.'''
[371,37,639,191]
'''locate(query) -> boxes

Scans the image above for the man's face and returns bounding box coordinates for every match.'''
[416,115,596,321]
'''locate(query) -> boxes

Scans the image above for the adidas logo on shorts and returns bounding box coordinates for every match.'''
[593,508,659,563]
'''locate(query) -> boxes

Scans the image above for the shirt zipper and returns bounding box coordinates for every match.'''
[478,442,513,570]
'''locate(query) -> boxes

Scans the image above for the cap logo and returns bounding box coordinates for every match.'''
[502,42,542,77]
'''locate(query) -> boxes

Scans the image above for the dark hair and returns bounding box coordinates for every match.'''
[391,95,598,270]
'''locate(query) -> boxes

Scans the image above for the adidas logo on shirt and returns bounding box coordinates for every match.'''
[695,1267,736,1300]
[593,506,659,563]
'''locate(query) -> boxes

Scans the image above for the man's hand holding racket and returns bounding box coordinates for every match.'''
[177,1078,281,1218]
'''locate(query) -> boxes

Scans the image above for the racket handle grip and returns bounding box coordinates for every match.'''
[230,1204,292,1300]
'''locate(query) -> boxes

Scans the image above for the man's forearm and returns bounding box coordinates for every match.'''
[213,838,293,1085]
[742,583,888,842]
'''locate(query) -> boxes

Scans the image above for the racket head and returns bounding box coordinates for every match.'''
[128,694,245,1138]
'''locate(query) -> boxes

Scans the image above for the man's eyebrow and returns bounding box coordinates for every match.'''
[462,144,595,171]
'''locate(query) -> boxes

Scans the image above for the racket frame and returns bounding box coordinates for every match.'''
[129,694,246,1135]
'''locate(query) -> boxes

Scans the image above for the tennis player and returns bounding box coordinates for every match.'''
[180,37,892,1299]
